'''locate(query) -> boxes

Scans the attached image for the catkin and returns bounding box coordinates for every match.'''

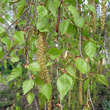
[37,33,52,110]
[43,35,52,110]
[101,0,107,31]
[79,72,83,106]
[93,0,97,33]
[37,33,45,80]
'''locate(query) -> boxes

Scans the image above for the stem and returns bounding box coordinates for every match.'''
[88,85,95,110]
[44,0,48,6]
[0,44,17,63]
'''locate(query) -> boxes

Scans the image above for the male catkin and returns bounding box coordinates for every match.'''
[101,0,107,31]
[37,33,52,110]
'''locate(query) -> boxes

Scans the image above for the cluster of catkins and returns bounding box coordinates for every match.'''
[37,32,52,110]
[101,0,107,31]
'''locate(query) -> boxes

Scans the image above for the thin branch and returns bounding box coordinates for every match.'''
[44,0,48,6]
[0,44,17,63]
[1,7,29,39]
[68,72,89,81]
[10,0,20,3]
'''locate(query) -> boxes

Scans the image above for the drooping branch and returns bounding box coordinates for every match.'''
[1,7,29,39]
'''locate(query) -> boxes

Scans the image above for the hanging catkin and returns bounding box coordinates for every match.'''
[37,33,52,110]
[37,33,45,80]
[101,0,107,31]
[79,72,83,106]
[92,0,97,34]
[43,34,52,110]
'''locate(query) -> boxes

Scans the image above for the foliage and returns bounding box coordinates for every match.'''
[0,0,110,109]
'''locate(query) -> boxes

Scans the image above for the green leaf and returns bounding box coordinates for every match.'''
[7,67,22,82]
[59,19,70,35]
[10,50,19,63]
[86,4,96,14]
[22,79,34,95]
[0,51,4,59]
[96,74,109,87]
[47,0,60,16]
[5,14,10,21]
[17,0,26,17]
[0,47,2,51]
[75,58,87,74]
[38,93,46,106]
[74,18,85,28]
[34,77,44,86]
[16,92,20,101]
[3,59,7,69]
[0,18,4,23]
[84,79,89,92]
[29,62,40,72]
[39,28,49,32]
[65,0,76,5]
[66,65,75,76]
[48,48,63,60]
[27,92,34,105]
[68,5,78,18]
[1,38,11,50]
[85,41,96,58]
[13,31,24,43]
[63,107,68,110]
[11,55,19,63]
[57,74,73,101]
[37,5,48,19]
[0,78,8,85]
[19,20,26,25]
[46,62,54,66]
[37,17,48,30]
[16,106,20,110]
[66,24,76,38]
[40,84,52,101]
[82,27,89,37]
[0,26,5,33]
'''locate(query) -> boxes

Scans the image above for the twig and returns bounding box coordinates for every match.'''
[1,7,29,39]
[69,72,89,81]
[0,44,17,63]
[44,0,48,6]
[34,95,39,110]
[10,0,20,3]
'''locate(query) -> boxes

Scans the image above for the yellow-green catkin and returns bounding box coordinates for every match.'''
[43,35,52,110]
[37,33,45,80]
[37,33,52,110]
[79,72,83,106]
[92,0,97,34]
[101,0,107,31]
